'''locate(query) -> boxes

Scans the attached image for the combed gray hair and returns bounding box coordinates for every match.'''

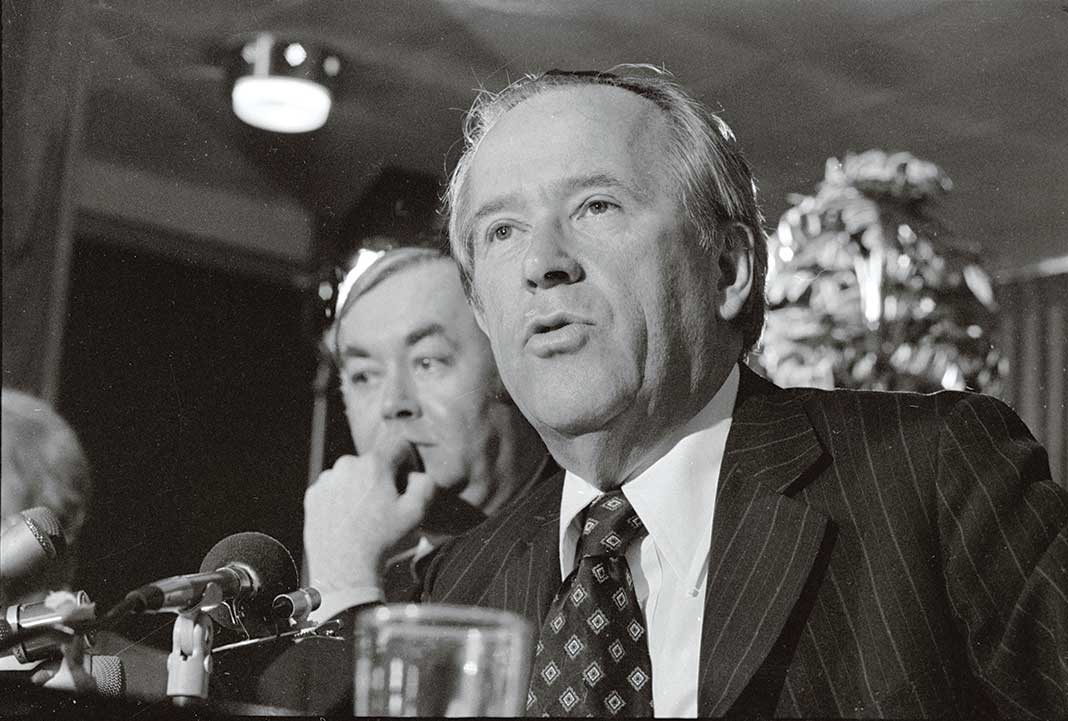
[1,388,91,545]
[444,64,768,356]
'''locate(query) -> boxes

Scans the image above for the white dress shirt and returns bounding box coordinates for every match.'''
[558,364,739,717]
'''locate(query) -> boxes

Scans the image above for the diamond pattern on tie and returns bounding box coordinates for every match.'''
[626,667,649,691]
[527,489,653,716]
[586,609,608,633]
[541,661,560,685]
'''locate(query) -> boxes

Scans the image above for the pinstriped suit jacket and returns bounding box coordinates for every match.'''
[422,365,1068,718]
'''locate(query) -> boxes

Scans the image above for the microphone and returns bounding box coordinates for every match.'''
[121,567,250,616]
[0,590,95,663]
[39,653,126,698]
[271,587,321,623]
[116,532,299,634]
[0,508,67,583]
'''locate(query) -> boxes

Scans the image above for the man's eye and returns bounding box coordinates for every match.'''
[415,357,449,373]
[587,200,615,215]
[490,224,514,242]
[349,371,370,385]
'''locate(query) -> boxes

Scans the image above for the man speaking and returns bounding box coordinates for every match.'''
[307,66,1067,718]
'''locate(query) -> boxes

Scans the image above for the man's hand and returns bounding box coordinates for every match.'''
[303,437,438,595]
[31,633,98,695]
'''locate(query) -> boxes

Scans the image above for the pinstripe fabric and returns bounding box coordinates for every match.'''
[421,366,1068,718]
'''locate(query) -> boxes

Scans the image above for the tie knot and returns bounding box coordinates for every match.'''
[576,490,647,559]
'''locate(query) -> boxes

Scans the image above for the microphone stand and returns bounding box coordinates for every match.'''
[164,583,222,705]
[166,609,213,705]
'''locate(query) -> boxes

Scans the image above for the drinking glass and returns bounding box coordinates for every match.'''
[354,603,532,716]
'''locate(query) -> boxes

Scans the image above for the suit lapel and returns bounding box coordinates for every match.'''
[494,470,563,623]
[698,366,831,717]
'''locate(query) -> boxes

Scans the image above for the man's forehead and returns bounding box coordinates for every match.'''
[462,84,669,211]
[354,257,458,306]
[483,83,662,149]
[339,310,454,360]
[338,261,469,350]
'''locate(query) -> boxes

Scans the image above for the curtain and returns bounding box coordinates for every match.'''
[2,0,89,398]
[997,267,1068,489]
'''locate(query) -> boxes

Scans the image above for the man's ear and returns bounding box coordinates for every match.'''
[718,222,754,322]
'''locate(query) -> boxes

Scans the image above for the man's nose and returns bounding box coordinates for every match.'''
[523,219,583,290]
[380,370,420,421]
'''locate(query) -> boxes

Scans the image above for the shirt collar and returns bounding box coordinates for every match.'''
[559,364,740,583]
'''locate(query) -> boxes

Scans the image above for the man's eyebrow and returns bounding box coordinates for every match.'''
[468,173,653,229]
[338,323,450,360]
[469,194,522,229]
[338,342,370,361]
[405,322,450,347]
[555,172,653,203]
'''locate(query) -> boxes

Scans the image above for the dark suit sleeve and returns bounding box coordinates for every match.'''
[936,393,1068,718]
[248,547,450,714]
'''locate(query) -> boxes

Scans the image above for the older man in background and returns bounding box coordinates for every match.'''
[305,246,553,617]
[308,66,1067,718]
[249,246,552,713]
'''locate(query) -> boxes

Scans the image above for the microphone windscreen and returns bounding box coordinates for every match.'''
[1,507,68,582]
[198,532,298,632]
[0,616,15,653]
[86,654,126,698]
[23,508,65,556]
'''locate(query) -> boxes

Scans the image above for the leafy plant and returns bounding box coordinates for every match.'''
[758,150,1004,394]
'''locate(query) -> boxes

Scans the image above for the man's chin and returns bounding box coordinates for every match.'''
[510,359,634,433]
[522,391,630,440]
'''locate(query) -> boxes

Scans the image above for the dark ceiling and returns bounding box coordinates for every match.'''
[79,0,1068,273]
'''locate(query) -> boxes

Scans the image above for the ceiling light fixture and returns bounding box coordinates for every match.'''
[229,33,341,134]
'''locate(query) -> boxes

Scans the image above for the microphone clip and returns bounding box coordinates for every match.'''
[166,608,214,702]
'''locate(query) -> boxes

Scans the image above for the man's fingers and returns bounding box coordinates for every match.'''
[302,442,432,593]
[395,471,438,523]
[305,454,373,508]
[375,437,424,493]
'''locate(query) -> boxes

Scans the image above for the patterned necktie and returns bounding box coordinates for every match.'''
[527,490,653,717]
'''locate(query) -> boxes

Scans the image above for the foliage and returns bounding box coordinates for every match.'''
[758,150,1005,394]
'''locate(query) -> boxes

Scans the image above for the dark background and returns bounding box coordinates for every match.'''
[59,238,314,637]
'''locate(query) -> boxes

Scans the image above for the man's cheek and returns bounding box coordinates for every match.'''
[420,397,455,438]
[355,424,386,453]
